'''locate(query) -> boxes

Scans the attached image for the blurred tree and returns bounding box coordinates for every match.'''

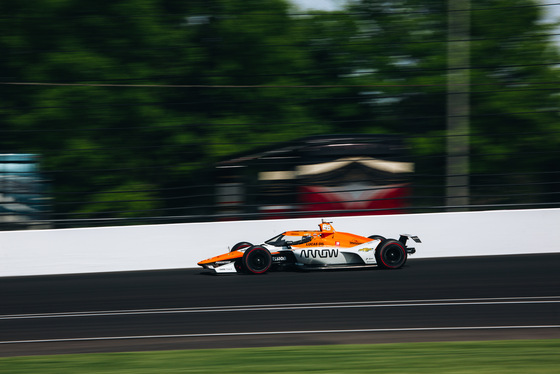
[0,0,321,222]
[343,0,560,206]
[0,0,195,221]
[0,0,558,224]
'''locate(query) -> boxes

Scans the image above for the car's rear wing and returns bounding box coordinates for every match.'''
[399,234,421,248]
[398,234,420,255]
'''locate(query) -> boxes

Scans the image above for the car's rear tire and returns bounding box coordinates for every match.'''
[376,239,407,269]
[231,241,253,252]
[242,246,272,274]
[368,235,386,241]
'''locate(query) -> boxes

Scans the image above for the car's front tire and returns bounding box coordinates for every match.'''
[241,246,272,274]
[376,239,407,269]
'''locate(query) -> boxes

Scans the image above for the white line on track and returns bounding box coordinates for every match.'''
[1,296,559,320]
[1,325,559,345]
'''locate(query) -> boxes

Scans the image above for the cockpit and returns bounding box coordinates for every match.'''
[265,233,313,247]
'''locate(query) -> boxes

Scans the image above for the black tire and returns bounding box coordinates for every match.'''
[375,239,407,269]
[368,235,386,241]
[231,241,253,252]
[242,246,272,274]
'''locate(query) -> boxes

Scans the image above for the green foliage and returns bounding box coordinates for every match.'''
[1,340,559,373]
[0,0,558,221]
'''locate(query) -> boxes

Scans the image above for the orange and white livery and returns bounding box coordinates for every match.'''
[198,220,421,274]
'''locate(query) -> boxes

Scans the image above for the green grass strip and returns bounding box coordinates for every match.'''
[1,340,559,373]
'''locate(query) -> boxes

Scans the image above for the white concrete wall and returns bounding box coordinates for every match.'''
[1,208,559,277]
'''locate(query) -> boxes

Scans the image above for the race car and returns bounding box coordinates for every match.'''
[198,220,421,274]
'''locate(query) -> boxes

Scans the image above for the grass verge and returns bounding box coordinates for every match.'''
[0,339,559,373]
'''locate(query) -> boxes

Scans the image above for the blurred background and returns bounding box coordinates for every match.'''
[0,0,558,230]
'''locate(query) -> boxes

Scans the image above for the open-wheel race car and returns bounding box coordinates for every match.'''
[198,221,421,274]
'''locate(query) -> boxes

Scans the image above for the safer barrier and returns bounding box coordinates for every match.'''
[1,208,559,277]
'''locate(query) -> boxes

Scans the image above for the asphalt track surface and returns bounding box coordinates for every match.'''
[1,253,559,357]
